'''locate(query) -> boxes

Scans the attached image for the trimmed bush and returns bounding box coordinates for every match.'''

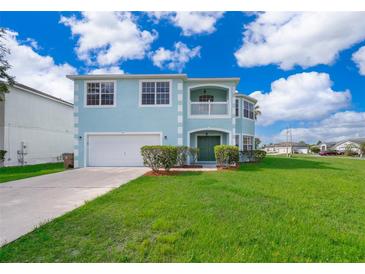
[176,146,189,166]
[188,147,199,164]
[214,145,239,167]
[141,145,177,172]
[253,150,266,162]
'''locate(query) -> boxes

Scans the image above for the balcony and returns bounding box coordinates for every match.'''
[189,85,230,118]
[190,102,228,116]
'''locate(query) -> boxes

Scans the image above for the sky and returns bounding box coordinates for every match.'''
[0,11,364,144]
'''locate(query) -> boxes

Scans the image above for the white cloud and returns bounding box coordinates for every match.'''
[250,72,351,126]
[352,46,365,75]
[151,42,201,72]
[3,30,76,102]
[148,12,224,36]
[24,38,39,50]
[89,66,124,74]
[235,12,365,70]
[60,12,157,66]
[276,111,365,143]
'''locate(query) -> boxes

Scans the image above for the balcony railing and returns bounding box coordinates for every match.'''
[190,101,228,116]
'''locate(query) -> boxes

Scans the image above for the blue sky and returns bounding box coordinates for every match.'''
[1,11,364,144]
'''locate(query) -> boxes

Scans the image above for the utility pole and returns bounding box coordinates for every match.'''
[289,126,293,157]
[286,126,289,157]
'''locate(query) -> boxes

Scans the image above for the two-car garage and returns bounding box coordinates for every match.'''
[87,133,161,167]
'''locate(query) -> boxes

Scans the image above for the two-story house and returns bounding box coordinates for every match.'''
[67,74,257,167]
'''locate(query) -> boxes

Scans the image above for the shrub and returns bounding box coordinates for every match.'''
[214,145,239,167]
[310,146,320,154]
[176,146,189,166]
[0,150,6,163]
[141,145,177,172]
[253,150,266,162]
[188,147,199,164]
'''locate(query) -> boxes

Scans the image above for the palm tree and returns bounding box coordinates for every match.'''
[254,105,261,120]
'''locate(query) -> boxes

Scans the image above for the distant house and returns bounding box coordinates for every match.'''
[319,138,365,154]
[263,142,309,154]
[319,142,337,152]
[0,82,74,166]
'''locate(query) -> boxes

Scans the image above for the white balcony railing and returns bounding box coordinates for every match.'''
[190,101,228,116]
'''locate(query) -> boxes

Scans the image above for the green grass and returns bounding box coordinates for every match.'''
[1,156,364,262]
[0,162,65,183]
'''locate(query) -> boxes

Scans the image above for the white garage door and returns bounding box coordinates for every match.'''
[88,134,161,167]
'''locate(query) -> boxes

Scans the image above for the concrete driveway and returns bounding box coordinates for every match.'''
[0,167,148,246]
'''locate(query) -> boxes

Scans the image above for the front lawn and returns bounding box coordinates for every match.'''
[0,162,65,183]
[0,156,364,262]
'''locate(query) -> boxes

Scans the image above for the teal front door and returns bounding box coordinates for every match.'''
[197,136,221,161]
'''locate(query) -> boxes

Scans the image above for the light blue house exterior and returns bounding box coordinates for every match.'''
[67,74,256,167]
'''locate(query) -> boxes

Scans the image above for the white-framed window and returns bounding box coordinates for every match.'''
[141,81,171,106]
[86,81,115,106]
[243,135,253,151]
[234,134,240,147]
[243,100,254,119]
[235,99,240,117]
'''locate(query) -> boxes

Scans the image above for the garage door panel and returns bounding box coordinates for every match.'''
[88,134,160,167]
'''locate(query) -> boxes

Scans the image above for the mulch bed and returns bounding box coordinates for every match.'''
[172,165,203,168]
[144,170,184,176]
[216,164,240,170]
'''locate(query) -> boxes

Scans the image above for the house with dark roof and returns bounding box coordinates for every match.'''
[0,82,73,166]
[320,138,365,154]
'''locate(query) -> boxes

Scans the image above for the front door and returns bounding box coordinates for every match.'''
[197,136,221,161]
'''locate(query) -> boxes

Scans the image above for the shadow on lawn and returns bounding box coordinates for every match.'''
[239,156,342,171]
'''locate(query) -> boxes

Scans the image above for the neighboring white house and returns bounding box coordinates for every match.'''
[0,82,74,166]
[263,142,309,154]
[319,142,337,152]
[319,138,365,154]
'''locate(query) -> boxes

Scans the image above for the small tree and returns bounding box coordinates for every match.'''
[0,29,15,101]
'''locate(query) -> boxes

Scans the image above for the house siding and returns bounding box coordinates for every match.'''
[2,85,73,166]
[73,76,256,167]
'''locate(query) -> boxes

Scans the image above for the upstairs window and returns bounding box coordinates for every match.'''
[235,99,240,117]
[86,82,115,106]
[243,135,253,151]
[243,100,254,119]
[141,81,170,106]
[199,95,214,102]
